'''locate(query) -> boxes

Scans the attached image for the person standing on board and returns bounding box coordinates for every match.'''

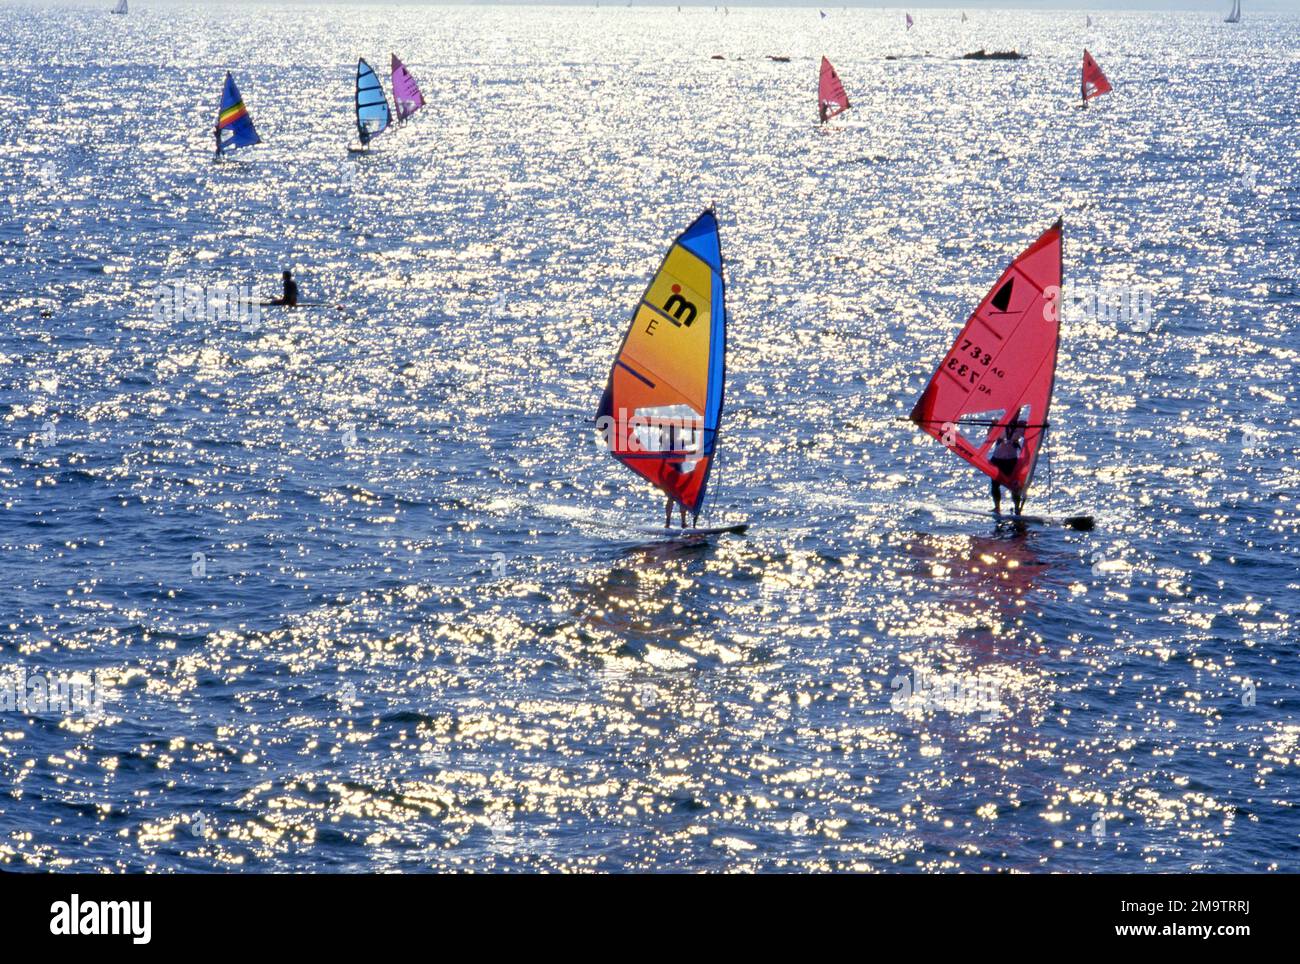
[269,269,299,307]
[989,420,1026,515]
[664,496,687,529]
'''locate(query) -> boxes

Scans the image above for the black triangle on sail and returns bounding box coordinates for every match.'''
[990,279,1014,312]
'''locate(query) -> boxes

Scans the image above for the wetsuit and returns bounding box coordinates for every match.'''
[989,433,1023,512]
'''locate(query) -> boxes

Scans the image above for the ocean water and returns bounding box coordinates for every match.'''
[1,2,1297,872]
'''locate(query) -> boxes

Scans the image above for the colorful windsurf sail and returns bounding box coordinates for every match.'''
[355,58,391,144]
[818,56,851,123]
[215,73,261,154]
[909,221,1063,502]
[596,210,728,517]
[1081,49,1111,104]
[390,54,425,122]
[906,13,914,29]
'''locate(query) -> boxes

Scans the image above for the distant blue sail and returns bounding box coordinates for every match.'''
[355,58,391,144]
[216,72,261,153]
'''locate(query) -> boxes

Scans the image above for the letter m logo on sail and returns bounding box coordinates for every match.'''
[663,284,697,327]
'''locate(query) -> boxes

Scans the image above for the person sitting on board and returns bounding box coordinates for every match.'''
[269,269,299,307]
[989,420,1026,515]
[664,496,688,529]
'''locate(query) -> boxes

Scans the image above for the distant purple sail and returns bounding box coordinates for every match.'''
[390,54,425,122]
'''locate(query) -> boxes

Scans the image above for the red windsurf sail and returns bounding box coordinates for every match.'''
[818,56,850,123]
[1081,49,1111,103]
[909,221,1063,499]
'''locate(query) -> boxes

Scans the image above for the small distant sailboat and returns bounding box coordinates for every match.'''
[906,13,914,30]
[595,210,741,536]
[390,54,425,123]
[214,73,261,156]
[818,56,851,124]
[910,221,1091,530]
[1225,0,1241,23]
[1086,15,1092,27]
[961,11,968,23]
[351,57,392,152]
[111,0,127,14]
[1081,49,1112,107]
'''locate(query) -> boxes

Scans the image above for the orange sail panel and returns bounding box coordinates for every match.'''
[818,56,851,123]
[596,211,728,514]
[909,221,1062,496]
[1082,49,1111,102]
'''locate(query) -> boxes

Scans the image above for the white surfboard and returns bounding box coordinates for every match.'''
[627,523,749,538]
[928,504,1094,531]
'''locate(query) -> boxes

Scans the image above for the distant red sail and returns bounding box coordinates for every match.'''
[909,221,1063,497]
[818,56,850,123]
[1082,49,1111,102]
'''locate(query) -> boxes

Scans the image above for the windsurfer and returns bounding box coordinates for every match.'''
[664,497,688,529]
[214,126,221,156]
[989,420,1025,515]
[269,270,299,307]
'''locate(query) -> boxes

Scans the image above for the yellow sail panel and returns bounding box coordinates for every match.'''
[621,245,715,410]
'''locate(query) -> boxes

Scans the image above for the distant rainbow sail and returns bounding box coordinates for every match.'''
[1081,49,1112,104]
[216,73,261,154]
[596,210,729,517]
[391,54,425,122]
[818,56,850,123]
[910,221,1063,502]
[906,12,914,29]
[355,58,392,144]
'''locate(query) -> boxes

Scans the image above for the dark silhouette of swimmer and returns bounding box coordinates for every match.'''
[269,270,298,307]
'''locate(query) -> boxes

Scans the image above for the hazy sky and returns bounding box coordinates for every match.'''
[18,0,1300,11]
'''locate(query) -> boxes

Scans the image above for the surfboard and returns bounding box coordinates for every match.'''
[930,505,1094,531]
[628,523,749,537]
[259,301,343,309]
